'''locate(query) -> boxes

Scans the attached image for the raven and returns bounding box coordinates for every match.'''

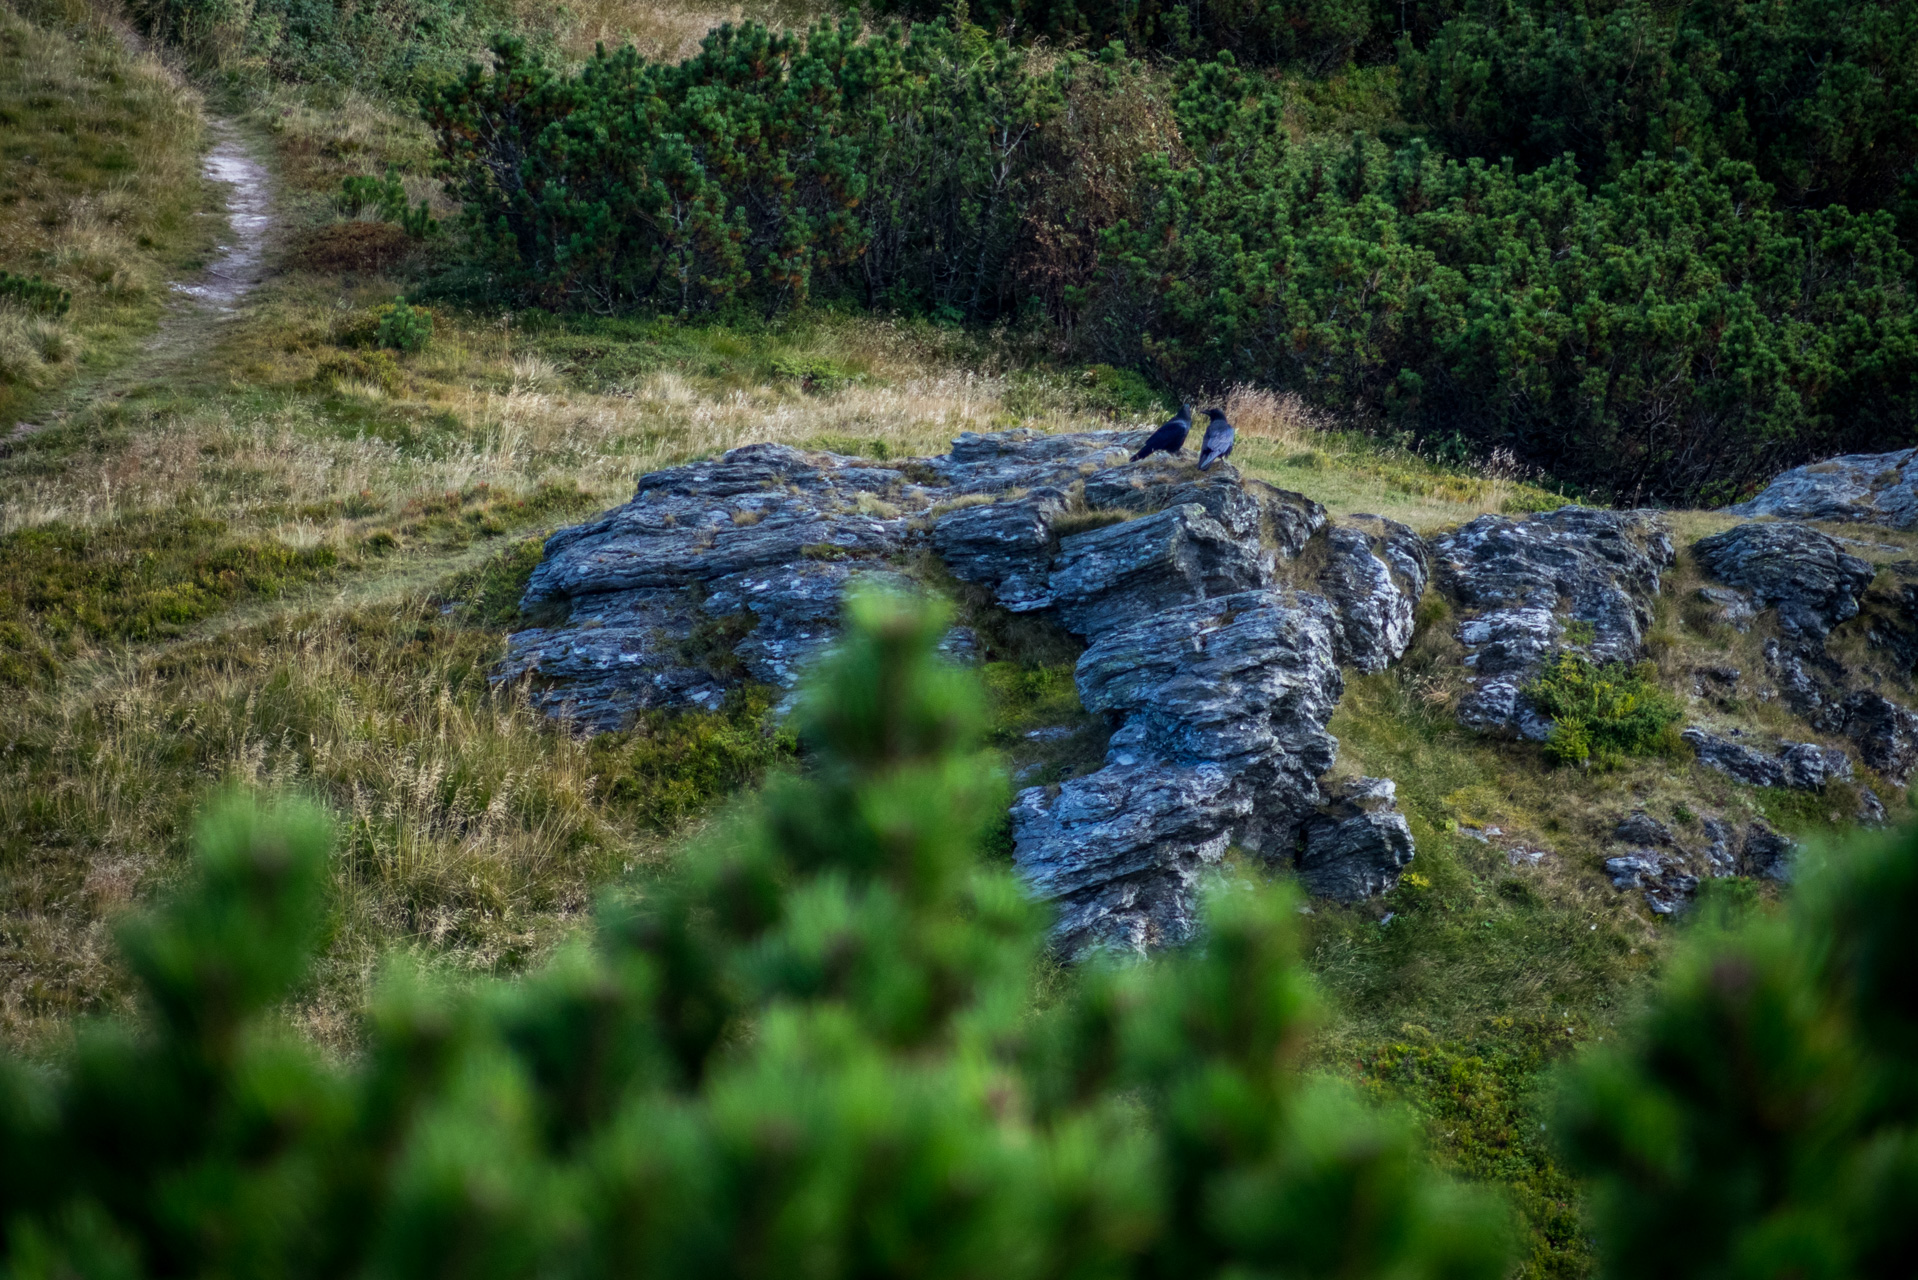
[1197,408,1236,470]
[1130,404,1192,461]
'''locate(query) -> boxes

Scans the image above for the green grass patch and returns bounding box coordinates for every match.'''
[1347,1019,1592,1279]
[589,686,798,834]
[0,1,211,424]
[0,511,340,683]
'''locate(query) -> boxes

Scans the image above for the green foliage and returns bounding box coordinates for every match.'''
[376,297,433,351]
[1352,1020,1591,1278]
[1402,0,1918,242]
[132,0,522,91]
[0,271,71,317]
[1088,66,1918,502]
[0,590,1514,1280]
[1524,652,1683,767]
[1077,363,1164,416]
[340,167,438,238]
[592,688,797,832]
[423,20,1068,319]
[769,354,852,392]
[1557,821,1918,1276]
[871,0,1460,70]
[0,511,340,685]
[421,23,1916,500]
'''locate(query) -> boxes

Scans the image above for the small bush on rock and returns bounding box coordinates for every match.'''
[1525,651,1682,767]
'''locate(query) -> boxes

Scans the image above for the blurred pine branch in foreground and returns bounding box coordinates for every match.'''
[3,589,1913,1278]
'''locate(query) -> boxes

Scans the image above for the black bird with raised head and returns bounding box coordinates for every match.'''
[1197,408,1236,470]
[1130,403,1192,461]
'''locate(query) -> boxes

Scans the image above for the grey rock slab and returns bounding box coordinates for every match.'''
[931,429,1139,494]
[1431,506,1673,733]
[931,490,1067,613]
[1839,691,1918,784]
[1743,822,1797,882]
[1012,589,1344,955]
[1316,515,1430,674]
[493,588,729,732]
[1616,813,1676,846]
[1683,727,1853,789]
[705,563,912,689]
[1604,851,1698,915]
[1701,817,1740,877]
[1727,450,1918,529]
[1298,777,1416,902]
[523,443,934,602]
[1081,465,1327,559]
[1011,763,1244,955]
[1049,503,1267,640]
[1692,522,1874,640]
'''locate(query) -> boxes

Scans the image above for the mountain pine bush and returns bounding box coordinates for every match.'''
[424,19,1066,319]
[1557,822,1918,1276]
[0,589,1513,1279]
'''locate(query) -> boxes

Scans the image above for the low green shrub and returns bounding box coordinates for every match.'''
[0,271,71,317]
[424,21,1067,319]
[770,355,852,392]
[1523,652,1683,768]
[375,297,433,351]
[340,168,438,238]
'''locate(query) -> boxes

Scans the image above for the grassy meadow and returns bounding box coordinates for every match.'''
[4,1,1915,1274]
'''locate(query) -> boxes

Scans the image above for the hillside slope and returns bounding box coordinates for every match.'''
[4,3,1915,1276]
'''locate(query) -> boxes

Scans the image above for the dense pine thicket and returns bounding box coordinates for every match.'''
[425,2,1918,502]
[6,591,1918,1277]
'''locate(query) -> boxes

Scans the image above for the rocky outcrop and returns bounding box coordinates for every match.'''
[1743,822,1797,882]
[1688,520,1918,788]
[1604,810,1799,912]
[1603,851,1698,916]
[1013,590,1344,953]
[931,492,1065,613]
[501,428,1433,956]
[1429,507,1674,734]
[1682,727,1854,790]
[1315,516,1431,673]
[1047,504,1268,639]
[1861,561,1918,673]
[1298,778,1416,901]
[1692,522,1874,640]
[1726,450,1918,529]
[1839,692,1918,785]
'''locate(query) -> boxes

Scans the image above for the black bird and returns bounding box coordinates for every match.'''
[1197,408,1236,470]
[1131,404,1192,461]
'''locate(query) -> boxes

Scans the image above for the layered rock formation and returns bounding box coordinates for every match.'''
[1603,811,1798,914]
[1692,522,1874,640]
[1689,518,1917,792]
[1012,589,1342,952]
[501,429,1429,954]
[1428,508,1675,735]
[1727,449,1918,529]
[501,432,1918,949]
